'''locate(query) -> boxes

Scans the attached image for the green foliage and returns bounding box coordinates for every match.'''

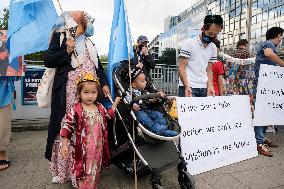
[25,51,45,63]
[0,8,9,30]
[100,54,108,63]
[157,48,176,65]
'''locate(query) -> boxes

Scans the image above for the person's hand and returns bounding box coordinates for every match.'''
[132,103,141,112]
[136,61,143,69]
[185,86,192,97]
[141,46,149,56]
[114,97,121,105]
[60,138,69,159]
[102,85,111,97]
[207,85,215,96]
[66,37,75,54]
[157,91,165,98]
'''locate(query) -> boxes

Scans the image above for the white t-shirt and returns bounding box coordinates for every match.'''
[178,35,217,88]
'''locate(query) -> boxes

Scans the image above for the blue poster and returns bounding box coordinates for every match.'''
[21,67,45,105]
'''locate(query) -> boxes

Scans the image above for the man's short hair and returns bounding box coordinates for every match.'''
[266,27,284,40]
[203,15,223,30]
[236,39,248,48]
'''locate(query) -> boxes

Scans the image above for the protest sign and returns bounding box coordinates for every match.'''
[0,30,24,76]
[22,67,45,105]
[177,96,257,175]
[254,64,284,126]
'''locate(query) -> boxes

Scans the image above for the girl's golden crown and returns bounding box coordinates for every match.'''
[75,73,100,85]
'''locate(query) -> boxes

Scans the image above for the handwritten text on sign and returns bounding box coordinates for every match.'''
[254,64,284,126]
[177,96,257,175]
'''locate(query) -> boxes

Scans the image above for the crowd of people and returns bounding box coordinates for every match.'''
[0,10,283,189]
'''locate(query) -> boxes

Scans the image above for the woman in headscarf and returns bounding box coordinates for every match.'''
[44,11,111,187]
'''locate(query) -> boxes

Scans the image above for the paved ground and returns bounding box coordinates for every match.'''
[0,129,284,189]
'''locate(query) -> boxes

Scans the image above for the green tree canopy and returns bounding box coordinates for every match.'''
[0,8,9,30]
[157,48,176,65]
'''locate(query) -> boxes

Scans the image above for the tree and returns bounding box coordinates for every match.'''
[100,54,108,63]
[157,48,176,65]
[0,8,9,30]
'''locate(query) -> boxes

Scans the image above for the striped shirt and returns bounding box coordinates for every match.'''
[179,35,217,88]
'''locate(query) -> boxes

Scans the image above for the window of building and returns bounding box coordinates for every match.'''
[229,10,235,17]
[263,11,268,20]
[230,21,235,31]
[258,0,263,8]
[281,5,284,15]
[262,25,267,36]
[251,30,256,39]
[229,36,233,45]
[252,15,257,24]
[240,33,246,39]
[252,1,257,10]
[236,6,241,16]
[241,18,246,28]
[255,27,261,38]
[256,13,262,23]
[269,8,275,19]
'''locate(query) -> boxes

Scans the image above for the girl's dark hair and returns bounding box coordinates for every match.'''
[266,27,284,40]
[77,81,103,103]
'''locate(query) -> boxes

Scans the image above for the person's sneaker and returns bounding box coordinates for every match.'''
[52,176,59,183]
[257,144,273,157]
[264,138,278,147]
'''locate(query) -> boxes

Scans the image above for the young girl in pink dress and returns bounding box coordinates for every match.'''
[60,73,120,189]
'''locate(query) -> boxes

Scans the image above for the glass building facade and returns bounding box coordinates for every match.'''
[153,0,284,57]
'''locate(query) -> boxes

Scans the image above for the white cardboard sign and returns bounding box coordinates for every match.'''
[177,96,258,175]
[254,64,284,126]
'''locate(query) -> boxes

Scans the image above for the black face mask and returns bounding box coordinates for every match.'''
[138,44,143,51]
[202,32,215,44]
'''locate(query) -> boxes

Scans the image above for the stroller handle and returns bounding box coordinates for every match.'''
[133,93,163,101]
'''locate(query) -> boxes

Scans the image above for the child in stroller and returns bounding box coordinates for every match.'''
[124,66,177,137]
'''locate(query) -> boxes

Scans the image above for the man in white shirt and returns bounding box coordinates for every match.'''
[178,15,223,97]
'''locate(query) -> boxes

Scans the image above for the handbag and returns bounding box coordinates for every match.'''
[36,68,56,108]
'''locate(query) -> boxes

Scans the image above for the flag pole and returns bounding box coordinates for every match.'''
[124,0,137,187]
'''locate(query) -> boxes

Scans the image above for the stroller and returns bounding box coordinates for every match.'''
[108,62,195,189]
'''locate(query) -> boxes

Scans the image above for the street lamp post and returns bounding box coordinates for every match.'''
[246,0,253,51]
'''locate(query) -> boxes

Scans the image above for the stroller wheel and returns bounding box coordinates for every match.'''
[178,170,195,189]
[152,184,164,189]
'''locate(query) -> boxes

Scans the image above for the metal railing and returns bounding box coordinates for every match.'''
[150,64,179,95]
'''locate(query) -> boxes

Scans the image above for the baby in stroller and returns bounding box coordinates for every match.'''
[125,66,177,137]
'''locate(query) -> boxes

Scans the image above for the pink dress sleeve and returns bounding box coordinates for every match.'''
[60,108,76,140]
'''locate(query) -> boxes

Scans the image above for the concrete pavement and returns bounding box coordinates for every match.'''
[0,129,284,189]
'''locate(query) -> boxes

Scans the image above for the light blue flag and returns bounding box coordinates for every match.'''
[107,0,134,99]
[7,0,58,63]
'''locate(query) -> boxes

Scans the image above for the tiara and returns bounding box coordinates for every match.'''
[75,73,100,85]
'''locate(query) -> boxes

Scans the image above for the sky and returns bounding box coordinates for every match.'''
[0,0,197,55]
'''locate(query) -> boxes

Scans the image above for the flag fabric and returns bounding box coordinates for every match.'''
[7,0,58,64]
[107,0,134,98]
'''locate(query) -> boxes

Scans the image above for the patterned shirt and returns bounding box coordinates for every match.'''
[232,48,250,59]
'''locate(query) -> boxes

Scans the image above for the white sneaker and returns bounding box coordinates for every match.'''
[52,176,59,183]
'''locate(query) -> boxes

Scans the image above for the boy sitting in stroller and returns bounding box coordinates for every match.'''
[125,66,177,137]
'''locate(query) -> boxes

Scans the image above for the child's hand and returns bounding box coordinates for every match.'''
[60,138,69,159]
[132,103,141,112]
[114,97,121,104]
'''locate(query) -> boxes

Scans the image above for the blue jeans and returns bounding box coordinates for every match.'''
[254,126,266,144]
[179,86,207,97]
[135,109,167,133]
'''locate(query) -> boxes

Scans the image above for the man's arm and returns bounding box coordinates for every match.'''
[264,48,284,67]
[207,63,215,96]
[178,57,192,97]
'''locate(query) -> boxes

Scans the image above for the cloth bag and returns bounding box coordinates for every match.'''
[36,68,56,108]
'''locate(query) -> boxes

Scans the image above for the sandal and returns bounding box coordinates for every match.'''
[0,160,10,171]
